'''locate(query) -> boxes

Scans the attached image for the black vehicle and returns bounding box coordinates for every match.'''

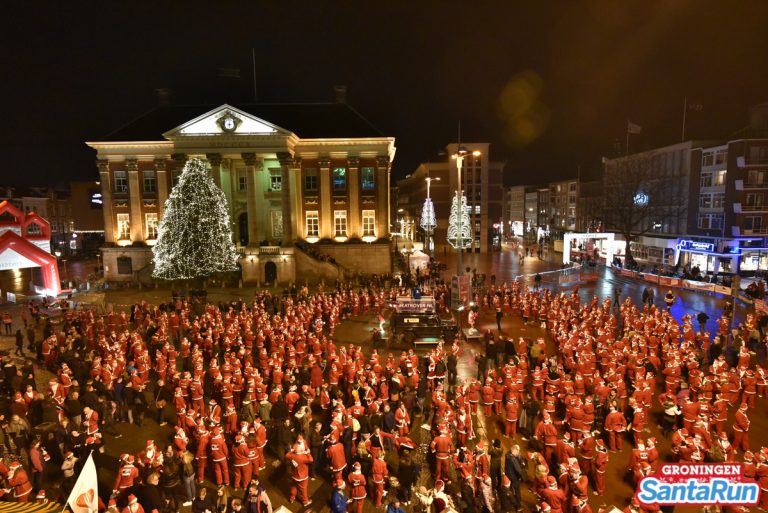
[389,310,457,346]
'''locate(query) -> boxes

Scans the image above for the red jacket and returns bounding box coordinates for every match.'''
[114,463,139,491]
[327,443,347,472]
[285,451,313,481]
[371,457,388,484]
[348,471,367,499]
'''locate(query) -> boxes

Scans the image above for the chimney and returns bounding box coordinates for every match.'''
[334,85,347,104]
[156,88,172,106]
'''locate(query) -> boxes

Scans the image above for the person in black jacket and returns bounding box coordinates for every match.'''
[192,486,213,513]
[504,444,524,511]
[460,474,479,513]
[160,447,181,512]
[397,450,417,504]
[136,472,164,513]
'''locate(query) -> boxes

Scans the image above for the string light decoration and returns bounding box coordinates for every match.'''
[447,192,472,249]
[152,158,238,280]
[420,197,436,231]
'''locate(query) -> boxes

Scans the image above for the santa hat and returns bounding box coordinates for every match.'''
[128,495,138,505]
[540,502,551,512]
[435,479,444,490]
[502,475,511,487]
[335,478,345,488]
[36,490,46,500]
[146,439,155,447]
[740,403,749,411]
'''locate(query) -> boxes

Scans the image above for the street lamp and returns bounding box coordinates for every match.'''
[448,147,481,275]
[421,176,439,255]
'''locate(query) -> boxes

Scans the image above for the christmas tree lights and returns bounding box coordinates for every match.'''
[420,197,436,231]
[152,158,238,280]
[447,192,472,249]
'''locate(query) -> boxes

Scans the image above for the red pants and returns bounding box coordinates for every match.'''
[580,458,592,478]
[483,403,493,417]
[351,498,364,513]
[494,400,502,415]
[633,430,643,446]
[256,446,266,469]
[435,457,450,482]
[372,481,385,507]
[608,431,622,451]
[290,479,309,504]
[213,459,229,485]
[533,387,544,401]
[196,457,207,483]
[733,430,749,452]
[234,464,252,489]
[594,470,605,494]
[505,420,517,438]
[192,398,204,415]
[469,401,478,414]
[744,392,756,408]
[457,432,467,447]
[544,445,556,466]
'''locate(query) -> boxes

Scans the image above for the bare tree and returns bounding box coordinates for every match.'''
[602,156,687,265]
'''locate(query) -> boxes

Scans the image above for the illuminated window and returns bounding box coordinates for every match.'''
[361,167,375,190]
[27,223,41,235]
[713,170,726,186]
[305,168,318,192]
[117,213,130,240]
[362,210,376,236]
[333,168,347,191]
[145,213,158,239]
[334,210,347,237]
[270,171,282,191]
[114,171,128,193]
[238,171,247,192]
[305,211,319,238]
[142,170,156,193]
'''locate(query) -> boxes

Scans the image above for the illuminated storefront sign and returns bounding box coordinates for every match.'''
[676,239,715,253]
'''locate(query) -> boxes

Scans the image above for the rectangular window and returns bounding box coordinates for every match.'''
[237,170,247,191]
[145,213,158,239]
[746,193,765,207]
[748,170,766,186]
[142,170,156,193]
[702,152,714,166]
[700,172,713,188]
[334,210,347,237]
[362,210,375,236]
[304,168,318,192]
[117,213,130,240]
[333,167,347,191]
[305,211,319,238]
[361,167,375,191]
[114,170,128,193]
[269,171,282,192]
[51,222,57,233]
[715,150,728,165]
[713,170,726,186]
[744,216,763,230]
[712,192,725,209]
[271,210,283,238]
[699,194,712,209]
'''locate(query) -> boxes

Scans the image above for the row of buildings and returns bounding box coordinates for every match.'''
[500,103,768,277]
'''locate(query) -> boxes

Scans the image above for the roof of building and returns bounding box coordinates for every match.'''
[99,102,386,142]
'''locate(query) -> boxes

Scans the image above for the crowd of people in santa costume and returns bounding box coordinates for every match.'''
[2,273,768,513]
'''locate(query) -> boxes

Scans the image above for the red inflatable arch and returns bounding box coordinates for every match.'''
[0,200,61,295]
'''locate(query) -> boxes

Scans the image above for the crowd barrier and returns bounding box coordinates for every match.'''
[615,267,760,305]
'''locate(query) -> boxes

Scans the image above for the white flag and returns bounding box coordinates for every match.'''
[627,121,642,134]
[66,452,99,513]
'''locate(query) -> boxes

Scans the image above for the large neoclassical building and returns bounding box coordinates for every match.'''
[87,95,395,284]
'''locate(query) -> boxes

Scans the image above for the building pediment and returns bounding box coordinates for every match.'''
[163,104,292,139]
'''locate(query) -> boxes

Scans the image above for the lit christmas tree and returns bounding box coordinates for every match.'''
[152,158,238,281]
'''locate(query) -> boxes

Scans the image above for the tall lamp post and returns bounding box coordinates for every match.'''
[421,176,439,255]
[448,147,480,275]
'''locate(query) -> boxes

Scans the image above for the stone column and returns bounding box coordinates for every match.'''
[243,153,259,246]
[376,156,390,239]
[97,160,115,243]
[319,157,332,239]
[206,153,222,187]
[348,156,360,238]
[154,158,168,218]
[126,158,143,242]
[277,152,294,246]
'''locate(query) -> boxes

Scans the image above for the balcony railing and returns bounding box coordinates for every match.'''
[258,246,281,255]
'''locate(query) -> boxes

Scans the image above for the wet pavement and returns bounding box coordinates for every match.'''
[0,246,762,513]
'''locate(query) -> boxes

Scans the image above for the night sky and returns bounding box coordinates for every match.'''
[4,2,768,188]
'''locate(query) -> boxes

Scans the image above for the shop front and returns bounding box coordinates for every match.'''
[740,249,768,274]
[675,239,738,275]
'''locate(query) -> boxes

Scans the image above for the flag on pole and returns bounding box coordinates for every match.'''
[627,121,642,134]
[66,452,99,513]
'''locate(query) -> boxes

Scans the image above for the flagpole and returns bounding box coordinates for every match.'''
[681,96,687,142]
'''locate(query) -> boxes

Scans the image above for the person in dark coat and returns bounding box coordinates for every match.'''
[397,450,417,503]
[504,444,524,510]
[15,330,24,357]
[136,472,164,513]
[460,474,479,513]
[192,487,213,513]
